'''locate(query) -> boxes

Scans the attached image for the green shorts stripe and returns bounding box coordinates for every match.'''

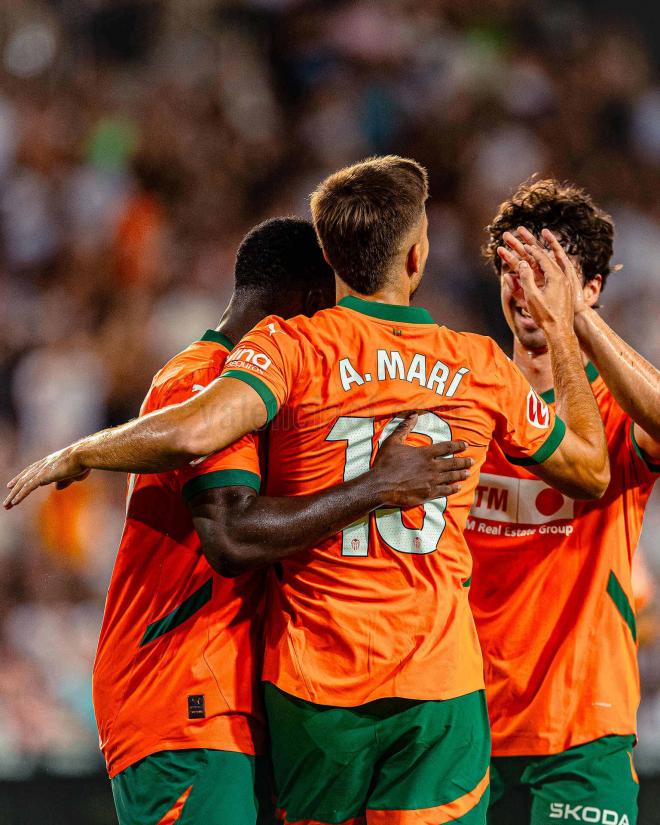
[111,748,277,825]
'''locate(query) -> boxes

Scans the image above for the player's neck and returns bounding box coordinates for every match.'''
[512,338,589,394]
[335,277,412,307]
[214,294,265,345]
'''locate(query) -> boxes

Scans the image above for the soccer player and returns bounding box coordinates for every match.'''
[6,157,611,824]
[466,180,660,825]
[81,217,472,825]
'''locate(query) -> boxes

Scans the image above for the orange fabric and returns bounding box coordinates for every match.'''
[468,374,657,756]
[628,750,639,785]
[368,768,490,824]
[157,785,193,824]
[221,299,562,706]
[93,336,266,778]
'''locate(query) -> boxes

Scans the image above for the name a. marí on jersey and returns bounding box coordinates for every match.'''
[339,349,469,396]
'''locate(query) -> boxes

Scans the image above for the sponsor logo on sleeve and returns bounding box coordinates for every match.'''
[226,347,272,372]
[526,389,550,428]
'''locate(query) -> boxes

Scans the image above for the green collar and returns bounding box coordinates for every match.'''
[200,329,234,350]
[338,295,435,324]
[540,361,599,404]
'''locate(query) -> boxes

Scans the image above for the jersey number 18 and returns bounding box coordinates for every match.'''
[326,412,450,557]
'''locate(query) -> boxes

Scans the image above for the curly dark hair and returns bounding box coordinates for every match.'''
[485,179,614,289]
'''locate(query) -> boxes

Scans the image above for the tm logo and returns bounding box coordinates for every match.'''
[549,803,630,824]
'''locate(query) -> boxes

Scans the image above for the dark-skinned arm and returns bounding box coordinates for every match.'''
[191,416,471,577]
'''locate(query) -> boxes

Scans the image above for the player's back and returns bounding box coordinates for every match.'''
[93,332,266,778]
[223,296,565,707]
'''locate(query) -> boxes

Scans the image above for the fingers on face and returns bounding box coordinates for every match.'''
[516,226,539,246]
[517,260,542,298]
[541,229,571,271]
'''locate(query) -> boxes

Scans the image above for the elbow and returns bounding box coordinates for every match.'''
[170,407,215,459]
[574,457,610,500]
[201,541,251,578]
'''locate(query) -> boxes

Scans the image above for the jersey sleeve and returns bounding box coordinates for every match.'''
[153,366,262,501]
[489,344,566,466]
[627,420,660,477]
[219,316,302,424]
[177,433,262,503]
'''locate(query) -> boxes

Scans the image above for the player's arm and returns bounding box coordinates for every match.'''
[573,301,660,462]
[518,226,660,461]
[190,416,472,577]
[4,376,267,509]
[499,236,610,499]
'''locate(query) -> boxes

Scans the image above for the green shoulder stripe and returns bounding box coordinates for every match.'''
[182,469,261,502]
[140,578,213,647]
[505,415,566,467]
[630,421,660,473]
[222,370,279,423]
[606,571,637,643]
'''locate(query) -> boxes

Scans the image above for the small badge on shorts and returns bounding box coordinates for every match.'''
[188,695,205,719]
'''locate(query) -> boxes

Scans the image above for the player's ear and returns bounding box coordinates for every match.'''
[583,274,602,308]
[406,242,421,278]
[303,287,328,317]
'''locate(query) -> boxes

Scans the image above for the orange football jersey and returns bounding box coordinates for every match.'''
[93,331,266,778]
[467,365,658,756]
[220,296,566,706]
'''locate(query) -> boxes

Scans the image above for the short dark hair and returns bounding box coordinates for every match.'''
[485,179,614,289]
[234,217,333,299]
[310,155,429,295]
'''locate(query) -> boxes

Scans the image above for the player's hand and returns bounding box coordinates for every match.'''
[500,226,575,335]
[4,445,87,509]
[500,227,588,319]
[373,413,472,508]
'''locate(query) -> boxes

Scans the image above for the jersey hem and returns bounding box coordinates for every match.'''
[222,370,279,422]
[490,728,638,758]
[261,680,487,708]
[182,469,261,502]
[504,415,566,466]
[106,734,263,779]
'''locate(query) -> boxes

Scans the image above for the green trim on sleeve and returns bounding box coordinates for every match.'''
[606,570,637,642]
[182,469,261,502]
[505,415,566,467]
[462,575,472,588]
[630,420,660,473]
[140,578,213,647]
[221,369,279,423]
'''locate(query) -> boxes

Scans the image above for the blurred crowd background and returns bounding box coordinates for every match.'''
[0,0,659,819]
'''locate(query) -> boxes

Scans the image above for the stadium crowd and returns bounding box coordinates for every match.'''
[0,0,659,778]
